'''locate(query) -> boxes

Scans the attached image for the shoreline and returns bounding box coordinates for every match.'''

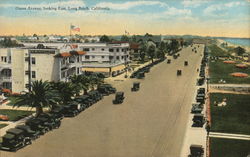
[216,39,250,53]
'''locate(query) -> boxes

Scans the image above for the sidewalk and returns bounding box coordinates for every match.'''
[180,44,207,157]
[209,132,250,141]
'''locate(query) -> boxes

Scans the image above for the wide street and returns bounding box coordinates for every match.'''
[1,44,204,157]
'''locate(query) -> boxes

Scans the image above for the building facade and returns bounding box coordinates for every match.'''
[0,42,130,93]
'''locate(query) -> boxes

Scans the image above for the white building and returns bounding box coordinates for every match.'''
[0,42,130,93]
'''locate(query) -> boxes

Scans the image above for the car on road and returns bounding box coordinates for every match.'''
[167,59,171,64]
[184,61,188,66]
[113,92,125,104]
[15,125,40,140]
[131,82,140,92]
[189,144,204,157]
[192,114,205,127]
[177,70,182,76]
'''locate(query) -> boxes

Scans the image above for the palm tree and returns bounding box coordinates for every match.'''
[14,80,60,117]
[70,74,90,95]
[89,74,104,90]
[50,81,77,105]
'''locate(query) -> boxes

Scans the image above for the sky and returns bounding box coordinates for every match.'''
[0,0,249,38]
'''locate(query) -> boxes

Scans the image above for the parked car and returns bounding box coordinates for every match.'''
[131,82,140,92]
[98,84,116,95]
[15,125,40,140]
[184,61,188,66]
[189,144,204,157]
[192,114,205,127]
[136,72,145,79]
[113,92,125,104]
[25,118,50,135]
[191,103,203,114]
[167,59,171,64]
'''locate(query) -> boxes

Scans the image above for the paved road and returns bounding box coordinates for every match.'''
[1,44,204,157]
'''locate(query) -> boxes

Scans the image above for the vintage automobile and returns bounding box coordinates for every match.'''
[196,96,205,104]
[1,133,25,151]
[197,88,205,94]
[88,90,103,102]
[49,106,64,120]
[6,128,32,145]
[136,72,145,79]
[189,144,204,157]
[184,61,188,66]
[25,118,50,135]
[15,125,40,140]
[38,113,62,129]
[61,104,79,117]
[131,82,140,92]
[113,92,125,104]
[192,114,206,127]
[75,95,93,107]
[197,78,205,86]
[177,70,182,76]
[167,59,171,64]
[191,103,204,114]
[97,84,116,95]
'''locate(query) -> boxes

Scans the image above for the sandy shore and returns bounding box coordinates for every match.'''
[217,39,250,53]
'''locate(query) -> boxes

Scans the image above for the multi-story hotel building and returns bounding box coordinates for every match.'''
[0,42,130,93]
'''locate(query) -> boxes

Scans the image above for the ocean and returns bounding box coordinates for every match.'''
[220,38,250,47]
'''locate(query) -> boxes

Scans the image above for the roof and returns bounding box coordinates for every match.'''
[55,51,86,57]
[7,128,23,135]
[54,52,71,57]
[130,43,139,49]
[70,50,86,55]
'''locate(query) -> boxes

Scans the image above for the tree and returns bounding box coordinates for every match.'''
[14,80,60,117]
[50,81,77,104]
[100,35,110,43]
[138,40,146,62]
[169,39,180,54]
[120,35,129,42]
[147,44,156,63]
[234,46,246,56]
[131,35,137,42]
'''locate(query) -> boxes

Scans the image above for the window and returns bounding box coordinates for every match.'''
[85,56,90,59]
[121,49,124,52]
[92,48,95,51]
[83,48,90,51]
[101,56,105,59]
[109,48,114,52]
[109,56,113,60]
[116,56,120,59]
[92,56,95,59]
[8,56,11,63]
[77,68,80,74]
[116,48,119,52]
[25,71,30,75]
[32,71,36,78]
[77,57,80,62]
[101,48,105,51]
[31,57,36,65]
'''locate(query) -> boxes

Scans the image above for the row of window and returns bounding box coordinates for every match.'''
[1,56,11,63]
[84,55,129,60]
[24,57,36,65]
[83,48,129,52]
[25,71,36,78]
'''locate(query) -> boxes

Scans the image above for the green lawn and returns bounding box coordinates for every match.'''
[210,93,250,134]
[208,44,231,57]
[0,124,8,129]
[0,109,34,121]
[210,138,250,157]
[209,60,250,84]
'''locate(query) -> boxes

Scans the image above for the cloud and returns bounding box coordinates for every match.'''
[0,0,85,8]
[95,1,167,10]
[182,0,209,8]
[204,1,244,16]
[164,7,192,16]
